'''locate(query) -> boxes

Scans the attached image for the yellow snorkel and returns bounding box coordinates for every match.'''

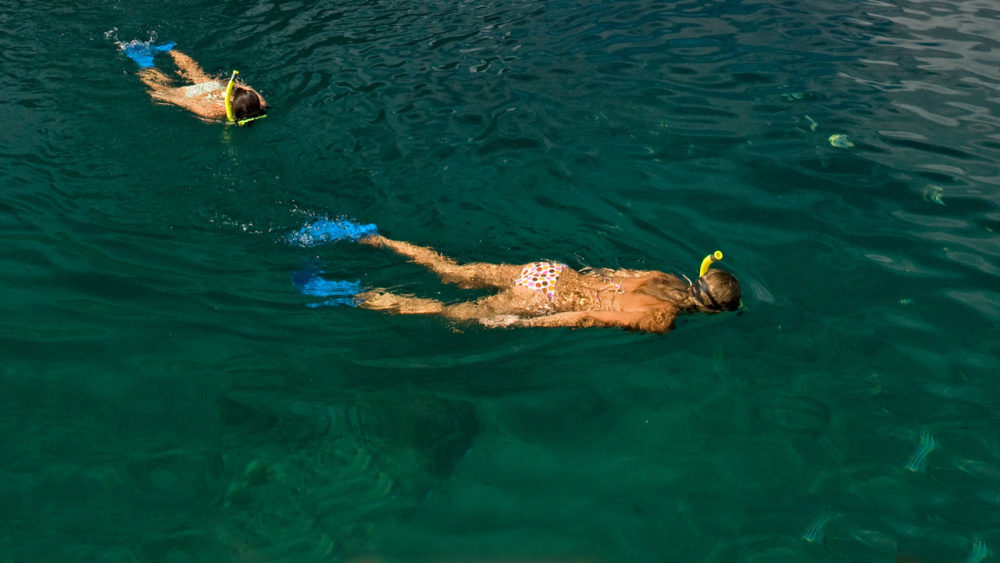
[699,250,723,277]
[224,70,266,126]
[224,70,238,122]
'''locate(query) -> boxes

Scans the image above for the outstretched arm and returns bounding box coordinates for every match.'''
[169,50,213,84]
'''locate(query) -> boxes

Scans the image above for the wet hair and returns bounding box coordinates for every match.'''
[636,269,741,313]
[635,274,689,306]
[230,87,264,121]
[690,269,742,312]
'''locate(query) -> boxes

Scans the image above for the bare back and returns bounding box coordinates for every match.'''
[492,267,682,332]
[550,269,677,312]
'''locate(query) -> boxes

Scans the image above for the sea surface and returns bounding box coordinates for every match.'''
[2,0,999,561]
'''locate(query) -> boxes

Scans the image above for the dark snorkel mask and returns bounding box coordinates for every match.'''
[224,70,267,126]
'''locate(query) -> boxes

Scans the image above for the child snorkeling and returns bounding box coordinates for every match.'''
[289,219,742,333]
[122,40,267,126]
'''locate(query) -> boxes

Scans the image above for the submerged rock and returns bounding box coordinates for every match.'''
[210,387,480,559]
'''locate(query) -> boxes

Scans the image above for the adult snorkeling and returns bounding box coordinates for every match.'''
[122,40,267,126]
[288,219,742,333]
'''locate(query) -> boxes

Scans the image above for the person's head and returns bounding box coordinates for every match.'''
[688,269,741,313]
[229,87,265,122]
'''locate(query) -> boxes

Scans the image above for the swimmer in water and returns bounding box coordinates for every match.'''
[123,41,267,125]
[289,219,742,333]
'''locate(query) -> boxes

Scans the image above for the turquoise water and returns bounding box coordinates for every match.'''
[2,0,999,560]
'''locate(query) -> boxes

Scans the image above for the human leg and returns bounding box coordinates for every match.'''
[168,50,212,84]
[138,68,179,104]
[138,68,173,89]
[360,235,521,289]
[291,251,537,323]
[357,290,447,316]
[358,289,524,322]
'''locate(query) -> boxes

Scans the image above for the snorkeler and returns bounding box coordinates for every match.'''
[288,219,742,333]
[122,40,267,126]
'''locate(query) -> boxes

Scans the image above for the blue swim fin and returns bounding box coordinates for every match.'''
[123,40,176,68]
[287,217,378,247]
[292,264,364,307]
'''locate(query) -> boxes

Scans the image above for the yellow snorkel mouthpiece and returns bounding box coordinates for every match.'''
[699,250,723,277]
[224,69,267,126]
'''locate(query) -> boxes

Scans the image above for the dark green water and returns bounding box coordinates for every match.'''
[2,0,999,561]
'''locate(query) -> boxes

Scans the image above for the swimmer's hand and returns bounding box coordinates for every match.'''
[480,315,522,328]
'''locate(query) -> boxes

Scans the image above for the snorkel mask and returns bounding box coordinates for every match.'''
[225,70,267,126]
